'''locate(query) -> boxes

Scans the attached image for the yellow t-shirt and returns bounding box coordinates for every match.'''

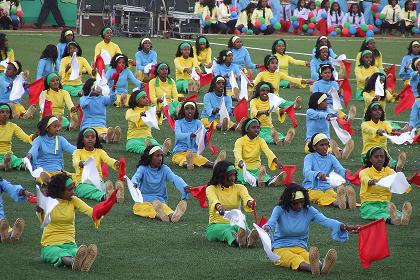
[361,120,393,154]
[72,148,117,184]
[275,53,306,75]
[193,47,212,66]
[359,166,395,203]
[94,40,122,61]
[234,135,277,170]
[125,106,152,139]
[253,70,302,95]
[59,56,93,86]
[148,77,178,109]
[355,51,383,70]
[41,88,74,116]
[40,196,93,246]
[354,65,380,90]
[235,10,250,27]
[250,98,272,128]
[206,184,253,224]
[0,49,14,71]
[362,90,394,113]
[0,122,32,154]
[174,57,197,81]
[194,2,204,15]
[251,8,273,25]
[202,6,219,23]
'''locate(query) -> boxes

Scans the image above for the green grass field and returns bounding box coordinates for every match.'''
[0,31,419,280]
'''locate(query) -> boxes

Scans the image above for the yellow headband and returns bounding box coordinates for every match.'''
[318,94,328,104]
[232,36,240,43]
[184,101,196,108]
[319,46,328,51]
[293,191,304,200]
[149,146,162,155]
[46,117,59,128]
[64,30,73,36]
[141,38,151,45]
[313,133,328,146]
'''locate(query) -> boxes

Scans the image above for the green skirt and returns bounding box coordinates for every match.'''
[356,88,364,101]
[126,137,161,154]
[75,183,106,202]
[237,168,271,185]
[169,100,181,117]
[63,84,83,97]
[279,80,290,88]
[259,127,285,145]
[0,154,24,169]
[176,80,188,94]
[207,223,239,246]
[41,242,78,267]
[62,116,70,130]
[278,100,294,109]
[360,201,401,221]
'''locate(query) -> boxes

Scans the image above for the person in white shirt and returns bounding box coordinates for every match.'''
[327,1,344,29]
[342,3,365,36]
[278,0,293,32]
[293,0,309,34]
[316,0,330,35]
[381,0,402,34]
[218,0,237,34]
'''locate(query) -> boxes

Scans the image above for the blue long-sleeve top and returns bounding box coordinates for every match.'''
[36,58,59,79]
[312,80,340,106]
[28,135,76,172]
[135,50,158,72]
[0,75,26,104]
[213,63,241,90]
[310,57,335,80]
[231,47,256,70]
[56,42,67,69]
[265,205,348,249]
[173,118,205,153]
[305,108,330,141]
[105,68,142,94]
[201,91,233,121]
[131,164,188,202]
[399,54,419,81]
[410,71,420,97]
[0,179,26,219]
[409,99,420,129]
[311,48,338,59]
[302,152,346,191]
[80,90,117,130]
[237,0,250,11]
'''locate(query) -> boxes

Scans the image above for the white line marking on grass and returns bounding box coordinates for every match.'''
[171,37,401,66]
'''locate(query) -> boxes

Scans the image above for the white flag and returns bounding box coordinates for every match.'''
[329,87,342,111]
[327,171,346,187]
[0,58,9,70]
[242,163,256,187]
[95,70,110,96]
[143,63,153,74]
[331,54,347,67]
[330,118,351,145]
[141,106,160,130]
[223,209,246,229]
[126,176,143,203]
[36,185,59,228]
[195,125,206,155]
[100,49,112,65]
[268,92,286,109]
[9,72,25,101]
[39,91,46,113]
[69,52,80,81]
[375,75,385,97]
[81,157,103,190]
[384,132,414,145]
[376,172,410,194]
[190,68,200,81]
[204,61,215,74]
[23,157,44,178]
[219,98,230,124]
[229,71,239,92]
[238,71,249,100]
[253,223,280,262]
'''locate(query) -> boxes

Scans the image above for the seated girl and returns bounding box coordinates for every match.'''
[251,0,275,35]
[361,72,395,114]
[303,133,356,209]
[206,160,258,248]
[342,3,365,36]
[135,38,157,83]
[228,36,257,77]
[234,118,286,188]
[327,1,344,31]
[310,46,335,81]
[399,40,420,84]
[131,145,190,223]
[355,38,384,71]
[409,96,420,135]
[0,61,27,118]
[311,36,338,59]
[235,2,256,34]
[354,50,380,101]
[193,36,213,73]
[293,0,309,34]
[213,50,241,98]
[174,42,200,96]
[36,44,59,79]
[359,147,412,225]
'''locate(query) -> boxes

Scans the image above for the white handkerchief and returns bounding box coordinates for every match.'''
[190,68,200,81]
[331,54,347,67]
[143,63,153,74]
[327,171,346,187]
[375,75,385,97]
[69,52,80,81]
[9,72,25,101]
[195,125,206,155]
[384,132,413,145]
[36,185,59,228]
[39,91,47,112]
[95,71,110,96]
[329,87,342,111]
[229,71,239,91]
[330,118,351,145]
[242,163,256,187]
[141,106,160,130]
[126,176,143,203]
[253,223,280,262]
[23,157,44,178]
[204,61,215,74]
[376,172,410,194]
[0,58,9,70]
[219,98,230,124]
[100,49,112,65]
[268,92,286,108]
[223,209,246,229]
[238,71,249,100]
[81,157,103,190]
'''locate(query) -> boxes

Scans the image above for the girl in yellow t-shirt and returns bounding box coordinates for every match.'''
[193,36,212,73]
[0,35,15,72]
[361,72,396,114]
[354,50,380,101]
[173,42,200,96]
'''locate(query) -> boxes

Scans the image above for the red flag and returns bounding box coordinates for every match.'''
[336,117,354,135]
[150,64,157,79]
[257,65,266,72]
[118,156,126,182]
[409,173,420,186]
[101,162,109,179]
[27,195,37,204]
[75,104,83,126]
[28,78,45,105]
[42,100,52,117]
[143,83,151,103]
[199,73,213,87]
[395,85,415,115]
[205,121,219,155]
[111,64,124,85]
[251,199,267,226]
[359,218,390,269]
[190,185,208,208]
[412,134,420,144]
[92,189,118,222]
[258,215,267,227]
[341,60,352,79]
[281,165,297,185]
[95,55,106,77]
[163,105,175,131]
[340,78,352,108]
[385,64,396,92]
[345,166,364,186]
[232,98,248,123]
[181,94,198,102]
[280,105,298,128]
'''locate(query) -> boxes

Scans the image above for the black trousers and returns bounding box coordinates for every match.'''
[36,0,65,27]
